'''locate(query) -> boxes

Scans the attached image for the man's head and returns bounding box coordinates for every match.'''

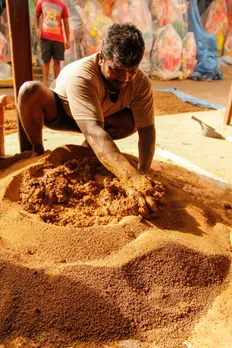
[99,23,145,91]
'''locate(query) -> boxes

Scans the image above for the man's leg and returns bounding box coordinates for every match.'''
[104,108,136,140]
[53,58,61,78]
[18,81,57,155]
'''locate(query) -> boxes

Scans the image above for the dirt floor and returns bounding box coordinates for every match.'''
[0,144,231,348]
[3,92,210,136]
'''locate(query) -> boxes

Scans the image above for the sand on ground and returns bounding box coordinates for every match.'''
[0,144,231,348]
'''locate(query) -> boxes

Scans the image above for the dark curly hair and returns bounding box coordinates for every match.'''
[101,23,145,67]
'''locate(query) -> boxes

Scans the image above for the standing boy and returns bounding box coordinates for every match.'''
[35,0,70,85]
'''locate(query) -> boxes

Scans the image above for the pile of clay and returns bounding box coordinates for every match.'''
[19,156,165,227]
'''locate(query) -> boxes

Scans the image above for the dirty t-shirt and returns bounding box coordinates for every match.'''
[50,53,154,128]
[36,0,69,43]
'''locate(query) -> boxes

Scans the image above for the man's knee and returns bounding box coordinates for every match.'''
[18,81,44,104]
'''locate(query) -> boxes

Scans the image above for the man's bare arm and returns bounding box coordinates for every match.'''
[137,124,156,175]
[77,120,139,185]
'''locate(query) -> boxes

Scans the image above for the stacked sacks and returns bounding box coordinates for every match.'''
[112,0,153,74]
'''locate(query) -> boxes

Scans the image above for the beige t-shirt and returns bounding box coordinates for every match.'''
[50,53,154,128]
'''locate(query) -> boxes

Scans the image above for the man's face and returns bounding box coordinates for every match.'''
[99,55,139,91]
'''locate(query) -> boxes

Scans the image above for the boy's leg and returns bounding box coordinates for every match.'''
[53,59,61,78]
[42,60,51,86]
[52,41,65,78]
[40,39,52,86]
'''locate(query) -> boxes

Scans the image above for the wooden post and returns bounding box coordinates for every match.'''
[6,0,33,152]
[0,95,7,156]
[224,82,232,125]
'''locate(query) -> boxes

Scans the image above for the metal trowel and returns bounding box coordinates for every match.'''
[190,115,224,139]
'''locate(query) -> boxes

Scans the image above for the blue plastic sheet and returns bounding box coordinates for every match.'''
[155,88,225,110]
[188,0,222,81]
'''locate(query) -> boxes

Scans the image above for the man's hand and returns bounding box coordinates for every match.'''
[124,173,165,219]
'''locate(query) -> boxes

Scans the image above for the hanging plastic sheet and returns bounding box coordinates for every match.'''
[62,0,85,63]
[151,24,183,80]
[220,0,232,65]
[112,0,153,74]
[223,29,232,65]
[188,0,222,81]
[201,0,229,56]
[82,0,114,56]
[181,32,197,78]
[150,0,189,39]
[0,32,12,84]
[0,31,7,63]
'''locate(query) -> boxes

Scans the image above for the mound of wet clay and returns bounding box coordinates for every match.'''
[19,156,165,227]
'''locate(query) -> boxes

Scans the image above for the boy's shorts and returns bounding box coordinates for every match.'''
[40,39,65,62]
[44,93,81,132]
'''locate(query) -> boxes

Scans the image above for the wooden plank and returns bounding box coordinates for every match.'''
[224,82,232,125]
[6,0,33,152]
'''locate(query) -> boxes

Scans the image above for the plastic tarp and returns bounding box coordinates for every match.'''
[188,0,222,81]
[155,87,225,110]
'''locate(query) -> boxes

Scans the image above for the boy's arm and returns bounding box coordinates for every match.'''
[35,12,41,38]
[63,17,70,49]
